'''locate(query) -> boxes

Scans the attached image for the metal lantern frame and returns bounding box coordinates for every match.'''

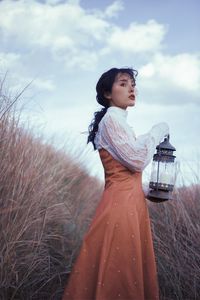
[147,134,176,203]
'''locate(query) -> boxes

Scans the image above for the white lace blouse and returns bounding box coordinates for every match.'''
[94,106,169,174]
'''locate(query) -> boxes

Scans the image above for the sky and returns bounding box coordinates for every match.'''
[0,0,200,185]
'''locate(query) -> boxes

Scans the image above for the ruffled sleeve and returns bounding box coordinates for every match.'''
[96,112,169,173]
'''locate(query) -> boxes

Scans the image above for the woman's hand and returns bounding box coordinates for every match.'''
[150,122,169,144]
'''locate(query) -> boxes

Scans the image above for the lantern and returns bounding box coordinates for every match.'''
[147,134,176,203]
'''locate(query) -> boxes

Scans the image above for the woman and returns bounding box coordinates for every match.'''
[62,67,169,300]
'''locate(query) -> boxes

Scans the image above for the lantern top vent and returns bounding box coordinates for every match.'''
[156,134,176,152]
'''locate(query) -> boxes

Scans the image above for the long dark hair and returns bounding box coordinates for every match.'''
[87,67,138,150]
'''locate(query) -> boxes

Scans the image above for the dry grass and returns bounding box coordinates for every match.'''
[0,76,103,299]
[0,75,199,299]
[149,184,200,300]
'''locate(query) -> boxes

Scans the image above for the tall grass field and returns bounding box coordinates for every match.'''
[0,76,199,299]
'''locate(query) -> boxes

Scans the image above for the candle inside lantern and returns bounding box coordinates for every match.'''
[159,171,171,184]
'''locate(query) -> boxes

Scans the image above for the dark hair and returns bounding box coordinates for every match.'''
[87,67,138,150]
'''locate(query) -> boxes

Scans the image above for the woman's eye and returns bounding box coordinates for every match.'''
[120,83,126,86]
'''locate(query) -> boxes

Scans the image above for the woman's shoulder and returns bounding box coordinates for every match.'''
[98,111,119,134]
[101,109,121,124]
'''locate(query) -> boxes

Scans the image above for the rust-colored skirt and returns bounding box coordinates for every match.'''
[62,148,159,300]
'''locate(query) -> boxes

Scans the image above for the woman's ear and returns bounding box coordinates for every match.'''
[104,91,111,100]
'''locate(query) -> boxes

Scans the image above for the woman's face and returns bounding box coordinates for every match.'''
[105,72,136,109]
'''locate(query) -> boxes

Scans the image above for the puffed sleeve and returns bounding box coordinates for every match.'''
[98,113,169,173]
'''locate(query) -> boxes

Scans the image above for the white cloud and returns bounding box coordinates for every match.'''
[45,0,69,4]
[140,53,200,92]
[0,1,108,49]
[106,20,167,53]
[0,52,56,93]
[0,0,111,70]
[139,53,200,104]
[31,77,56,91]
[62,50,99,70]
[0,1,168,72]
[8,76,56,96]
[104,0,124,18]
[0,52,21,70]
[0,0,198,183]
[0,1,199,106]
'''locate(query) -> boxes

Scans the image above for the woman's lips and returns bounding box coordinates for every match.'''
[129,95,135,100]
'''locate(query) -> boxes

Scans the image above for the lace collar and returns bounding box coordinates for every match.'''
[107,106,128,119]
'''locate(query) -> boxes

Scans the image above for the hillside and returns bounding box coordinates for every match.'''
[0,79,103,299]
[0,78,199,300]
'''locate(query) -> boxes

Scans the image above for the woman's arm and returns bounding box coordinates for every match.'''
[98,113,169,172]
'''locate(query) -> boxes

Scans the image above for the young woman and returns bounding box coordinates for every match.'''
[62,67,169,300]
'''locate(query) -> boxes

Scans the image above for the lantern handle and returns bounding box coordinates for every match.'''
[165,134,170,141]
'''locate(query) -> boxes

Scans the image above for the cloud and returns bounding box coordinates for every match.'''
[0,52,21,70]
[0,0,107,71]
[0,0,199,182]
[105,20,167,53]
[104,0,124,18]
[0,51,56,94]
[61,50,99,70]
[31,77,56,92]
[0,0,168,72]
[139,53,200,105]
[0,0,108,58]
[0,1,199,107]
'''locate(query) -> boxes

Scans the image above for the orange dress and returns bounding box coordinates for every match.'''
[62,148,160,300]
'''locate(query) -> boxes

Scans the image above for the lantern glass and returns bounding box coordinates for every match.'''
[148,135,177,202]
[150,161,157,182]
[158,161,174,185]
[150,161,176,185]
